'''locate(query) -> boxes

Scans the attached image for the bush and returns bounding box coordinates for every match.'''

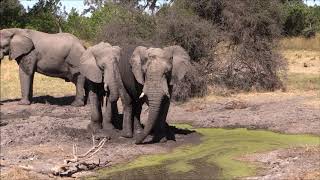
[168,0,287,91]
[96,0,287,100]
[95,4,156,45]
[283,1,320,37]
[172,62,208,101]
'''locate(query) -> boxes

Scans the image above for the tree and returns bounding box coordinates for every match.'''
[83,0,170,14]
[26,0,67,33]
[282,0,320,37]
[0,0,26,28]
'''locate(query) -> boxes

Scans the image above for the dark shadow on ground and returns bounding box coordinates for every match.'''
[0,95,76,106]
[90,113,196,144]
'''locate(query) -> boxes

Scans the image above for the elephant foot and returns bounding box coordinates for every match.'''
[135,133,145,144]
[121,131,133,138]
[166,128,176,141]
[152,130,175,144]
[87,122,102,133]
[102,122,115,131]
[134,124,143,135]
[71,99,85,107]
[18,99,31,105]
[151,133,166,143]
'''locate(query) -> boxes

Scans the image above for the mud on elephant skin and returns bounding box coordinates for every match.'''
[0,28,87,106]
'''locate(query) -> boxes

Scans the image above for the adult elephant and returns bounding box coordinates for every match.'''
[0,28,86,106]
[79,42,123,132]
[130,46,192,144]
[80,43,191,144]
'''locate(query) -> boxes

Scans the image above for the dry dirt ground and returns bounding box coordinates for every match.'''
[1,48,319,179]
[0,90,319,179]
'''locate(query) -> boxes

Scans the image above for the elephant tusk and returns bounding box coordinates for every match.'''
[139,92,145,99]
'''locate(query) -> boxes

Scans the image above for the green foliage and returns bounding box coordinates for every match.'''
[283,1,320,37]
[25,0,67,33]
[95,4,156,45]
[0,0,26,29]
[63,8,92,40]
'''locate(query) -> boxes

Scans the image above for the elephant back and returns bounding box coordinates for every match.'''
[118,45,142,100]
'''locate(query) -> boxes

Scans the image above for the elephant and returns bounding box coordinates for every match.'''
[79,42,124,132]
[0,28,86,106]
[80,43,191,144]
[130,45,192,144]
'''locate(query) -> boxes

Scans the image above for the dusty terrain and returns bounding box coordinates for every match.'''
[0,90,319,179]
[1,47,320,179]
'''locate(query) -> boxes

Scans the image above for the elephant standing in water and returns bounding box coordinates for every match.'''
[80,43,191,144]
[0,28,86,106]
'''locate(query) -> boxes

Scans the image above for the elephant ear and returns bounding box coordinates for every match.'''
[80,48,103,83]
[112,46,121,61]
[130,46,148,85]
[164,46,191,86]
[10,33,34,60]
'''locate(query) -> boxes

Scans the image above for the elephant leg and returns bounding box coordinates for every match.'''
[120,90,133,138]
[102,99,117,130]
[71,74,85,107]
[133,102,143,135]
[87,83,103,133]
[18,65,34,105]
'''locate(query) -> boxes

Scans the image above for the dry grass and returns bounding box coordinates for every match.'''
[0,58,75,101]
[282,50,320,74]
[0,168,39,180]
[281,50,320,91]
[280,34,320,51]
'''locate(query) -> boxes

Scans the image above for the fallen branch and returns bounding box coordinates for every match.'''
[52,135,109,177]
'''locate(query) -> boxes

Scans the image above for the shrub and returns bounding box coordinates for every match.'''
[96,0,288,100]
[183,0,287,91]
[97,4,156,45]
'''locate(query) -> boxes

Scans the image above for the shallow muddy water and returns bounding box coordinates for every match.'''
[90,125,319,180]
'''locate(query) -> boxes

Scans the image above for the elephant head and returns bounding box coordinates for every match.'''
[130,45,191,144]
[0,28,34,61]
[80,42,121,102]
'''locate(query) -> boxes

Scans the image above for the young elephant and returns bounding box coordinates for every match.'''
[130,46,192,144]
[79,42,122,132]
[0,28,86,106]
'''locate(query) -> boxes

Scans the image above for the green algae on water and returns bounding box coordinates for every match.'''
[91,126,320,180]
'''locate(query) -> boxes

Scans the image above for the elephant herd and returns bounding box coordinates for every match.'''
[0,28,192,144]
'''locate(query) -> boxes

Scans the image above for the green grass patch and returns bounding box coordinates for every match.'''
[91,126,320,180]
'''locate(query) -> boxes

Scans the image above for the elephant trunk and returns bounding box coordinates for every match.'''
[135,88,163,144]
[104,67,119,102]
[108,79,119,102]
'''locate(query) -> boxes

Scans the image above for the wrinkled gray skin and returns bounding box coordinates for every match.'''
[79,42,123,131]
[80,43,191,144]
[0,28,86,106]
[131,46,191,144]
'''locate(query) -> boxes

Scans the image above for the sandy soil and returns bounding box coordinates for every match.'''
[169,91,320,135]
[0,91,319,179]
